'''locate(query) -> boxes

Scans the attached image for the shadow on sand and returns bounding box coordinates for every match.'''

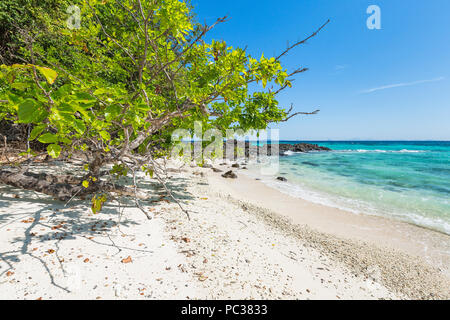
[0,173,195,292]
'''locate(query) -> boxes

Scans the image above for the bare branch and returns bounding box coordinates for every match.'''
[280,105,320,122]
[275,19,330,61]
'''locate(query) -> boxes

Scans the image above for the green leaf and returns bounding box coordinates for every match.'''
[36,66,58,84]
[73,119,86,134]
[91,194,107,214]
[104,104,121,121]
[11,83,30,91]
[38,133,58,144]
[99,130,111,141]
[18,99,47,124]
[75,92,96,104]
[262,78,267,88]
[47,144,61,158]
[30,124,46,141]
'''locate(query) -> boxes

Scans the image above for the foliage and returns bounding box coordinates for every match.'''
[0,0,326,212]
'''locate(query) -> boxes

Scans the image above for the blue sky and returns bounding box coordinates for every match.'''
[191,0,450,140]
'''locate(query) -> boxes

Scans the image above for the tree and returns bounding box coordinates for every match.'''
[0,0,328,216]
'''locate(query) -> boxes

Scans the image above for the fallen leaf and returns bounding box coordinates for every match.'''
[198,275,208,282]
[47,249,55,254]
[6,271,14,277]
[121,256,132,264]
[83,258,90,263]
[181,237,190,243]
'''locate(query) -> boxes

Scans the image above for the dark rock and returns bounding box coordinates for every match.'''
[222,170,237,179]
[231,163,240,168]
[277,177,287,182]
[291,143,331,153]
[211,168,223,173]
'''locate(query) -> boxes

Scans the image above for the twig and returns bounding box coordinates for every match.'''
[275,19,330,61]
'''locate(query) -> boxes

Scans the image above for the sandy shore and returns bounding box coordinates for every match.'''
[0,160,449,299]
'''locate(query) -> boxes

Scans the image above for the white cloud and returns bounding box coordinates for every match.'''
[361,77,445,93]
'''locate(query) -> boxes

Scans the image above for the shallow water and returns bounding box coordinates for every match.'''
[247,141,450,235]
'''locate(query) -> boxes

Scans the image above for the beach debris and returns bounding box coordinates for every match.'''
[181,237,191,243]
[222,170,237,179]
[276,177,287,182]
[211,167,223,173]
[231,163,240,168]
[195,272,208,282]
[83,258,90,263]
[6,271,14,277]
[121,256,133,264]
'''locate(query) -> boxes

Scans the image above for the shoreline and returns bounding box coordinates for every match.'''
[0,160,449,299]
[207,162,450,277]
[245,166,450,238]
[211,162,450,276]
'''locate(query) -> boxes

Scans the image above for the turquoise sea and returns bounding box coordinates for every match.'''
[249,141,450,235]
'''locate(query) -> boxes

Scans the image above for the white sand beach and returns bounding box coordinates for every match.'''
[0,160,449,300]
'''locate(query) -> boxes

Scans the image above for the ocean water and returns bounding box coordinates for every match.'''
[247,141,450,235]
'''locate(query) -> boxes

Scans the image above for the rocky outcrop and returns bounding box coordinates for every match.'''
[278,143,331,154]
[221,141,331,159]
[188,141,330,160]
[276,177,287,182]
